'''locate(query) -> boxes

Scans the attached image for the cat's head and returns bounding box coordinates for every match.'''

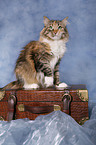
[40,16,69,41]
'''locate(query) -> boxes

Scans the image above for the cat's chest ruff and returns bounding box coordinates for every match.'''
[40,38,66,70]
[41,38,66,58]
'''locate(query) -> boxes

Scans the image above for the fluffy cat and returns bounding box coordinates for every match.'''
[2,16,69,90]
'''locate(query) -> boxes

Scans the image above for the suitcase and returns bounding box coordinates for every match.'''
[0,84,89,125]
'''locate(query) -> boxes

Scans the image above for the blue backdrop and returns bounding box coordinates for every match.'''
[0,0,96,108]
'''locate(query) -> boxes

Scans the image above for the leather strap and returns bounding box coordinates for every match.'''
[7,94,16,121]
[62,92,71,115]
[24,105,54,114]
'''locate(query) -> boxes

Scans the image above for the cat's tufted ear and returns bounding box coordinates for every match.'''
[43,16,50,26]
[62,17,69,26]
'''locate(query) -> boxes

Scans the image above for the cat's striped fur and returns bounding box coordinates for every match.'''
[2,16,69,90]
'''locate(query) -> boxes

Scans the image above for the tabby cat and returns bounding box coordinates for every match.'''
[2,16,69,90]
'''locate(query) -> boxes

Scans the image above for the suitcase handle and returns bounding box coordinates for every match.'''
[18,93,72,115]
[8,93,71,120]
[24,105,54,114]
[18,104,61,114]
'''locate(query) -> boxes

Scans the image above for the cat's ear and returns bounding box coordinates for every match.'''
[43,16,50,26]
[62,17,69,26]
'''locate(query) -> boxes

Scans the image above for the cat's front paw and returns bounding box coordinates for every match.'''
[55,82,68,90]
[44,76,53,88]
[23,83,39,90]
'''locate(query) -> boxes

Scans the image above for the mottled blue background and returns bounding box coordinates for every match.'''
[0,0,96,107]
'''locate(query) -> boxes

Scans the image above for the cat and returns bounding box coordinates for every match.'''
[2,16,69,90]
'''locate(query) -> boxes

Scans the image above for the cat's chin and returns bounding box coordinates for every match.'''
[48,33,64,40]
[55,82,68,90]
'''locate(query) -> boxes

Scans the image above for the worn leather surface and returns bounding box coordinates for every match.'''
[0,85,89,124]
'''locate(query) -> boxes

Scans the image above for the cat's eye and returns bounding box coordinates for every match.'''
[58,26,62,29]
[49,26,53,29]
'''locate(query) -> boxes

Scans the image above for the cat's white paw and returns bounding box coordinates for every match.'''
[44,76,53,87]
[23,83,39,90]
[55,82,68,90]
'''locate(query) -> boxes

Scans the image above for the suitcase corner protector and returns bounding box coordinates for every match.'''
[54,105,61,111]
[79,117,89,125]
[77,89,88,101]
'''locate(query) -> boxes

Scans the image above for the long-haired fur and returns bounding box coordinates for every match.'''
[1,16,69,90]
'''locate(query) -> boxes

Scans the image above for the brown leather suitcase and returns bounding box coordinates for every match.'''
[0,85,89,124]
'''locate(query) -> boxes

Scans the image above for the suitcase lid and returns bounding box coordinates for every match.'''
[0,84,88,102]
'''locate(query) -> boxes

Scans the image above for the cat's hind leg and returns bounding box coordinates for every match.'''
[23,75,40,90]
[16,73,40,90]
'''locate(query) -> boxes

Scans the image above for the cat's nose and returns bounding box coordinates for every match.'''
[53,30,58,35]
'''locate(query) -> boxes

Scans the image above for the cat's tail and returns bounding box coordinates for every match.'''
[0,81,23,90]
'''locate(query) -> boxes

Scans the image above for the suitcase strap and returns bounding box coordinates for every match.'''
[7,94,16,121]
[62,92,72,114]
